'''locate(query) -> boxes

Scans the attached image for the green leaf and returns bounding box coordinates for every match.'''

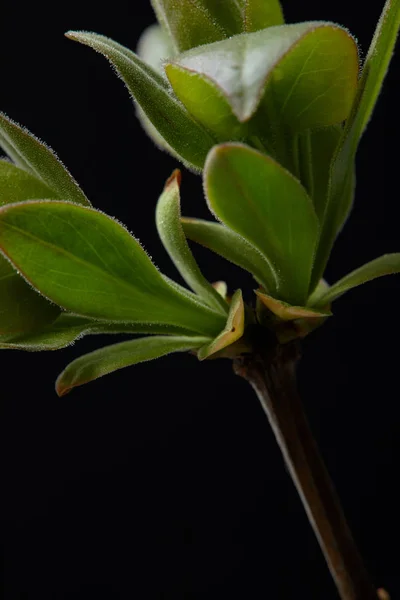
[135,24,183,156]
[0,259,60,335]
[181,217,278,294]
[150,0,229,52]
[165,63,250,141]
[204,143,318,305]
[306,126,342,221]
[0,160,62,334]
[311,254,400,307]
[0,113,90,206]
[150,0,284,52]
[56,334,209,396]
[0,200,226,337]
[242,0,284,32]
[0,159,56,205]
[166,23,358,130]
[197,289,245,360]
[156,170,228,315]
[0,313,198,350]
[311,0,400,289]
[66,31,215,171]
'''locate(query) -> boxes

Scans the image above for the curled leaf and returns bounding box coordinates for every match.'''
[255,289,331,321]
[166,23,358,131]
[197,289,245,360]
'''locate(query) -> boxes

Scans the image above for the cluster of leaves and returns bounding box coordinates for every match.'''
[0,0,399,394]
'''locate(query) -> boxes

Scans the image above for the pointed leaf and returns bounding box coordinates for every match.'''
[242,0,284,32]
[311,0,400,288]
[156,170,228,315]
[0,200,226,337]
[135,24,184,156]
[204,143,319,305]
[0,113,90,206]
[0,161,62,334]
[197,289,245,360]
[181,217,278,294]
[66,31,215,171]
[150,0,230,52]
[56,334,209,396]
[311,254,400,307]
[166,23,358,131]
[0,313,198,351]
[255,289,331,321]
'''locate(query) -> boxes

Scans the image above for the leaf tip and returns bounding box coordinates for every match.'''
[164,168,181,191]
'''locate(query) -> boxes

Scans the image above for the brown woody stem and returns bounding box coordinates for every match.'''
[233,329,378,600]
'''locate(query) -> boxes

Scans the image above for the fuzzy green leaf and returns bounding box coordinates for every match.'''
[151,0,284,52]
[306,126,342,221]
[311,0,400,289]
[0,313,198,351]
[0,200,226,337]
[197,289,245,360]
[156,170,228,315]
[56,334,209,396]
[66,31,215,171]
[204,143,318,306]
[311,254,400,307]
[150,0,229,52]
[0,113,90,206]
[181,217,278,294]
[166,23,358,131]
[0,161,62,334]
[242,0,284,32]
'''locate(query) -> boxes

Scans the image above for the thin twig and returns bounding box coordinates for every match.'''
[233,332,378,600]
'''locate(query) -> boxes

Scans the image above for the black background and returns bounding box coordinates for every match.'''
[1,1,399,598]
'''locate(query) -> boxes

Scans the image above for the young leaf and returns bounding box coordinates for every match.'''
[255,289,331,321]
[311,0,400,289]
[0,313,198,351]
[0,160,62,334]
[197,289,245,360]
[0,200,226,337]
[156,170,228,315]
[0,113,90,206]
[66,31,216,171]
[311,254,400,307]
[56,334,209,396]
[181,217,278,294]
[150,0,229,52]
[204,143,319,306]
[243,0,284,32]
[166,23,358,131]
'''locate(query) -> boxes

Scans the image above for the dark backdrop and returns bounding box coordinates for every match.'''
[1,1,399,598]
